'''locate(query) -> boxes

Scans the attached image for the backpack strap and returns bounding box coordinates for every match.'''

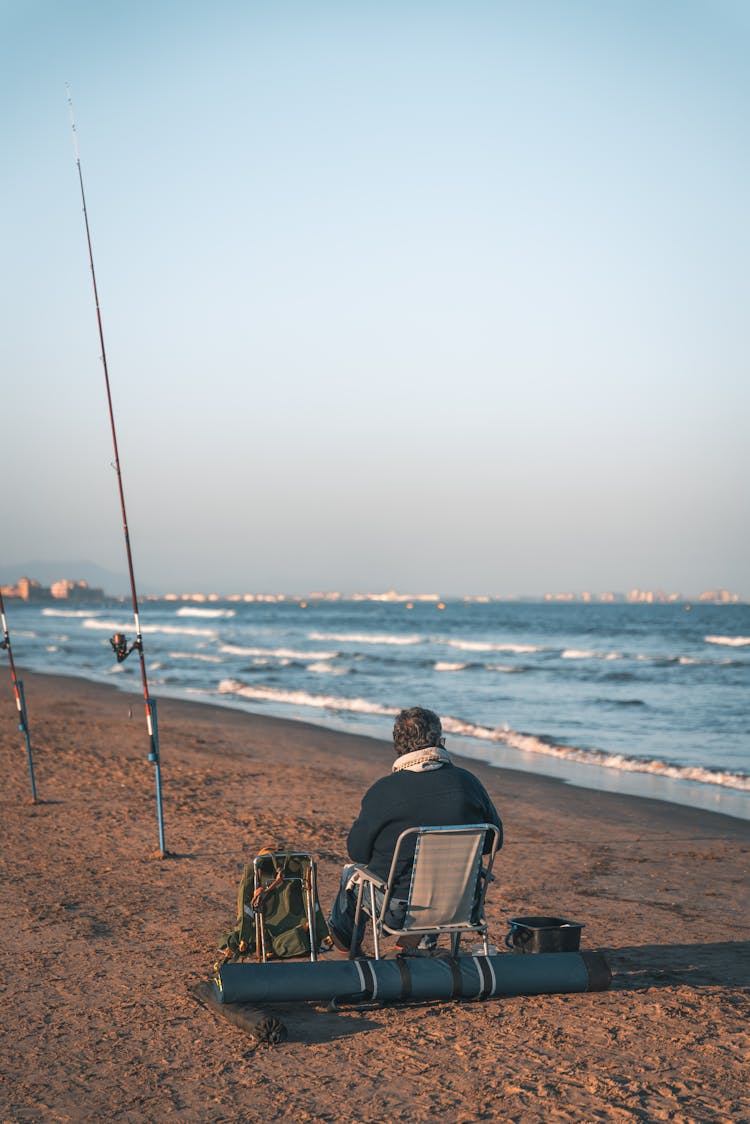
[251,866,284,914]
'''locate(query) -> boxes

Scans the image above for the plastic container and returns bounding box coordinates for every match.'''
[505,915,584,954]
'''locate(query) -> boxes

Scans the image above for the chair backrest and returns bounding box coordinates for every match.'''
[393,824,497,932]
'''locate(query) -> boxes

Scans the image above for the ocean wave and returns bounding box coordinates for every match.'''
[168,651,223,663]
[562,649,622,660]
[220,643,338,660]
[445,639,543,654]
[486,664,530,674]
[309,631,423,646]
[440,717,750,792]
[217,679,397,716]
[434,661,469,672]
[175,607,236,619]
[705,635,750,648]
[213,681,750,791]
[596,698,645,707]
[82,619,219,638]
[307,661,349,675]
[42,609,104,618]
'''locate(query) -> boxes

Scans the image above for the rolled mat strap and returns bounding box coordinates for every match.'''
[355,958,377,1000]
[473,954,495,1000]
[446,956,464,999]
[581,951,612,992]
[395,957,412,1000]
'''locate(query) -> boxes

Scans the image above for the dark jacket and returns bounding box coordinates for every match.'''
[347,762,503,896]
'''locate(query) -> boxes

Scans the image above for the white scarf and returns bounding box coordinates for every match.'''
[392,745,451,773]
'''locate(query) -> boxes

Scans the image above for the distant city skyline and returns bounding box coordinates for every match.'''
[0,563,743,605]
[3,2,748,599]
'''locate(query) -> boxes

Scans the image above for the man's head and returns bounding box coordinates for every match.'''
[392,707,443,757]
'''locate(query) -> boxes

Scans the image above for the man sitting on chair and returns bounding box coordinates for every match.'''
[328,706,503,953]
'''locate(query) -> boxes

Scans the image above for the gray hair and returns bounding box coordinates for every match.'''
[393,707,443,756]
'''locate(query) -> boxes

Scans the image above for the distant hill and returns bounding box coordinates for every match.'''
[0,560,130,598]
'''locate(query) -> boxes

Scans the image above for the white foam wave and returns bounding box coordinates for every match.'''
[446,640,542,653]
[486,664,526,673]
[215,681,749,791]
[705,635,750,648]
[307,661,349,675]
[217,679,397,716]
[562,649,622,661]
[220,643,337,660]
[168,651,223,663]
[434,661,469,672]
[82,619,218,638]
[175,607,235,618]
[42,609,104,618]
[440,716,750,792]
[309,631,423,646]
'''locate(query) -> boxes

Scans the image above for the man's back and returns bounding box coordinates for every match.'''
[348,762,503,894]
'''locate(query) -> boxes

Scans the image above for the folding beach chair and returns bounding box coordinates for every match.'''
[348,823,500,960]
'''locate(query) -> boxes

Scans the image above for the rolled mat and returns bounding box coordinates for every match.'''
[191,980,288,1043]
[214,950,611,1005]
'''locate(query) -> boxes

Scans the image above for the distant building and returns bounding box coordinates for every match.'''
[0,577,105,602]
[50,579,105,602]
[2,577,47,602]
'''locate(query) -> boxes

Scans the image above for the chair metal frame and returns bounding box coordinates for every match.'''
[349,823,500,960]
[251,850,321,963]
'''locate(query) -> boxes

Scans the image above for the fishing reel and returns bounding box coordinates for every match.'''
[110,633,142,663]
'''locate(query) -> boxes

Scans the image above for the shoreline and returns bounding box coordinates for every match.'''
[1,669,749,1121]
[15,661,750,823]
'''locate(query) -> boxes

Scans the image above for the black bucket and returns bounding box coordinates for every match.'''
[505,915,584,954]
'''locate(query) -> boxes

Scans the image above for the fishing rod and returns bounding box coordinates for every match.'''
[0,589,39,802]
[67,86,168,857]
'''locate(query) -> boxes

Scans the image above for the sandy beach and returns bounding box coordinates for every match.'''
[1,669,748,1123]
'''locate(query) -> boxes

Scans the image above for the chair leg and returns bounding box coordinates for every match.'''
[369,883,381,960]
[351,883,365,958]
[304,867,317,963]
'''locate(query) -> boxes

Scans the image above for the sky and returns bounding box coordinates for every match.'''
[2,0,749,597]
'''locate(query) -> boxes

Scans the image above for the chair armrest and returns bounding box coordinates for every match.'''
[346,865,387,893]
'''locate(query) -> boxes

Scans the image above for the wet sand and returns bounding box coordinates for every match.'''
[1,670,748,1122]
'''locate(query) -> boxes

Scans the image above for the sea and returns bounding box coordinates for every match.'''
[5,597,749,821]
